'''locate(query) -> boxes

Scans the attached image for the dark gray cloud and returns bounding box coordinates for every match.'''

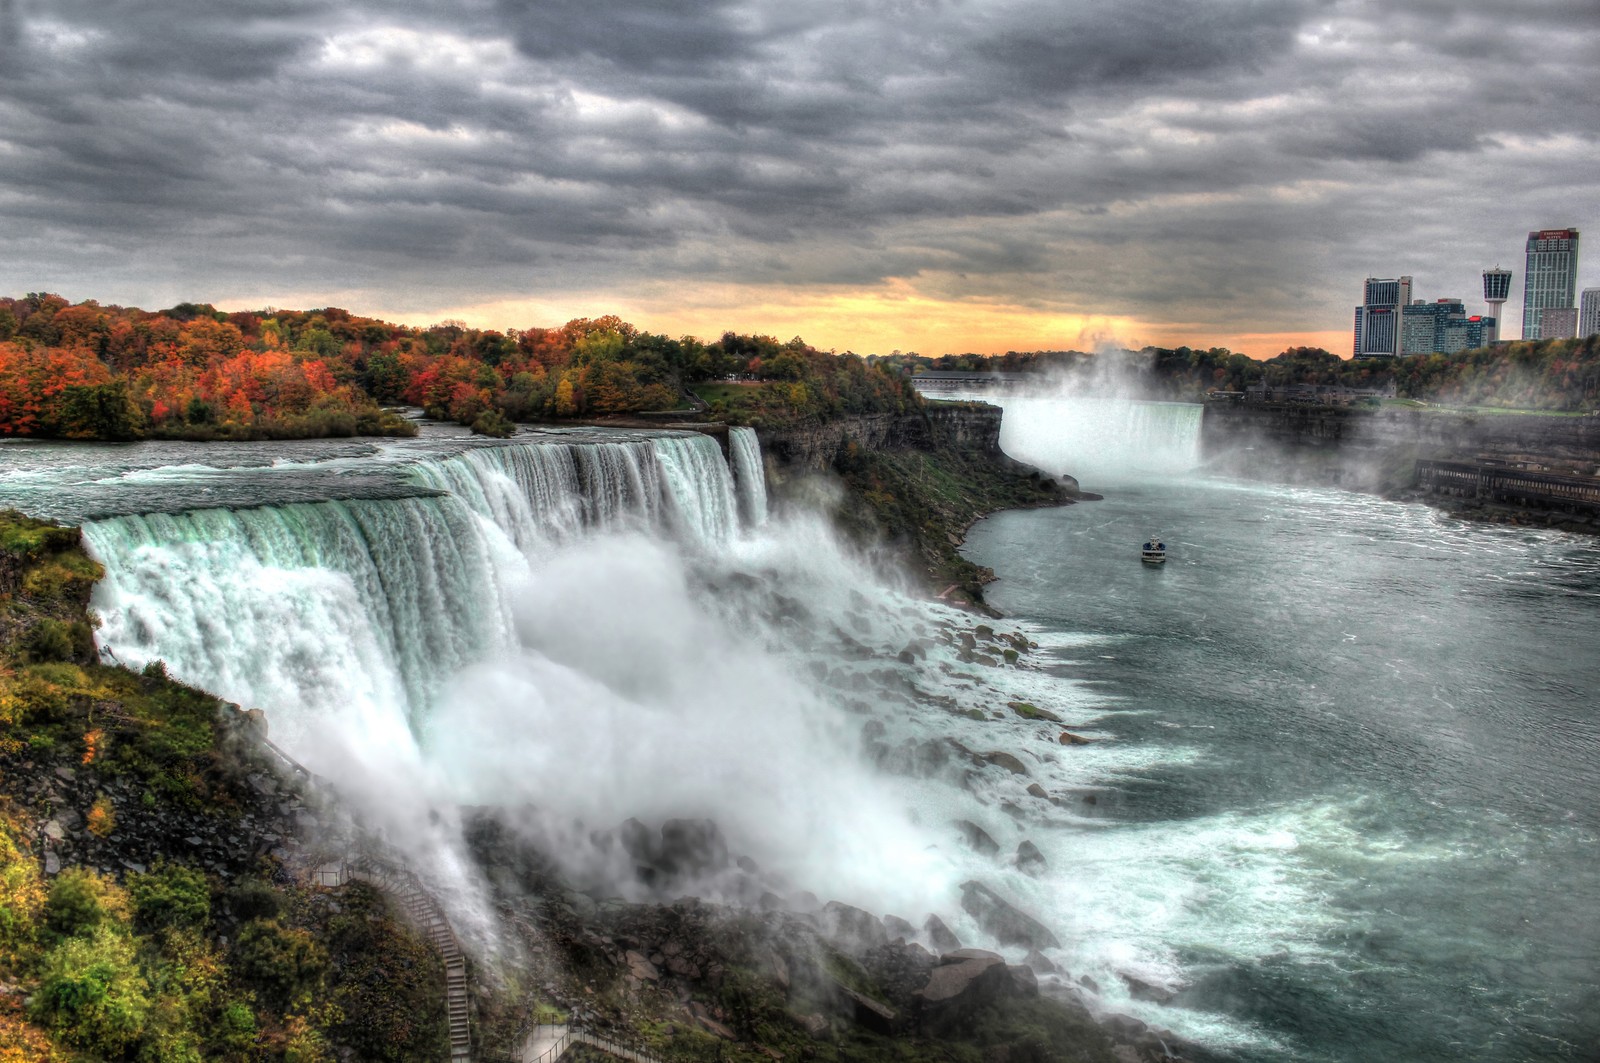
[0,0,1596,348]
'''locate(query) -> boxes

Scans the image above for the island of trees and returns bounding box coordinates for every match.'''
[0,294,917,442]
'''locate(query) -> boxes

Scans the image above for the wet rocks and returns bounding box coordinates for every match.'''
[819,900,889,956]
[959,880,1061,950]
[1059,731,1093,745]
[954,819,1000,857]
[1008,701,1062,723]
[1014,840,1047,877]
[980,751,1029,775]
[923,914,962,953]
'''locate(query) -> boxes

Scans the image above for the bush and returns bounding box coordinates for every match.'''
[233,919,325,1008]
[44,869,128,940]
[31,926,151,1055]
[469,408,515,438]
[129,864,210,933]
[226,878,282,923]
[21,621,77,664]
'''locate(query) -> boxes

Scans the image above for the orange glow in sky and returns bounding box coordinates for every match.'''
[378,280,1340,362]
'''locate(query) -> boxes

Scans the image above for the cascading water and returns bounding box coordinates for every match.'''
[728,426,768,526]
[967,393,1204,483]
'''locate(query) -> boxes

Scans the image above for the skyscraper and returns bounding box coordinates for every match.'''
[1522,228,1579,340]
[1580,288,1600,339]
[1354,276,1412,358]
[1482,268,1512,342]
[1402,299,1494,355]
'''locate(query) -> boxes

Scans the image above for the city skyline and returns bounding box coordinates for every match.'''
[0,1,1596,358]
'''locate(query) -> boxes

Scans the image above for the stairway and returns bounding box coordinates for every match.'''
[334,858,475,1063]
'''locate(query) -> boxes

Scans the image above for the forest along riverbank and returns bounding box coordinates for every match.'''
[955,393,1600,1063]
[0,424,1209,1062]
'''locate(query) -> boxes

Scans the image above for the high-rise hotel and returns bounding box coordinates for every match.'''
[1353,276,1412,358]
[1522,228,1579,340]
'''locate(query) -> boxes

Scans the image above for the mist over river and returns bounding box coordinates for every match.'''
[3,406,1597,1061]
[959,393,1600,1061]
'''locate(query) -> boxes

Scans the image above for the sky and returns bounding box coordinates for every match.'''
[0,0,1597,358]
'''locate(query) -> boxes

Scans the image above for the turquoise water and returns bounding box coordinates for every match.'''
[962,476,1600,1061]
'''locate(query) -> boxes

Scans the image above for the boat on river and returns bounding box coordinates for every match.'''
[1141,536,1167,564]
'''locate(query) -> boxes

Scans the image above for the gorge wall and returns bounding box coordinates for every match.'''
[1201,403,1600,492]
[755,403,1005,472]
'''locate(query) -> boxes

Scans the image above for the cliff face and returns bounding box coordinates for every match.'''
[757,405,1003,472]
[754,403,1065,605]
[1201,404,1600,492]
[1203,404,1600,463]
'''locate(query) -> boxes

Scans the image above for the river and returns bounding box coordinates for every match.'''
[958,393,1600,1061]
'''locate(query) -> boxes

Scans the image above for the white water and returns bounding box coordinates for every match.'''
[965,393,1204,485]
[729,426,769,526]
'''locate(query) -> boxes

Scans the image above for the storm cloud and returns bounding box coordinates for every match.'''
[0,0,1595,350]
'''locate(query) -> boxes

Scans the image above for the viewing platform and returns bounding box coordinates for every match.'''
[1415,459,1600,514]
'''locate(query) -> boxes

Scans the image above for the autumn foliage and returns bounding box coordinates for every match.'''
[0,295,922,440]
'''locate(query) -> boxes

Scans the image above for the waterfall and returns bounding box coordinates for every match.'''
[84,496,516,754]
[648,434,738,544]
[728,427,769,527]
[81,429,760,762]
[976,395,1204,482]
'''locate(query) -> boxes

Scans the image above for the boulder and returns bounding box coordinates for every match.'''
[924,913,962,954]
[914,948,1013,1031]
[959,880,1061,950]
[1008,963,1040,997]
[1026,783,1049,800]
[837,985,899,1035]
[882,914,917,941]
[1120,972,1177,1003]
[1015,840,1048,877]
[981,751,1029,775]
[657,818,730,878]
[797,1012,831,1039]
[819,901,889,955]
[954,819,1000,856]
[1059,731,1093,746]
[1023,948,1059,974]
[626,950,660,982]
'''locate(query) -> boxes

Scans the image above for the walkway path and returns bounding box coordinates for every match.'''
[519,1024,671,1063]
[316,857,473,1063]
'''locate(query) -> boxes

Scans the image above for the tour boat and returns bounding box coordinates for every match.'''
[1141,536,1167,564]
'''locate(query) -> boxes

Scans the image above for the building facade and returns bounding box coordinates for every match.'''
[1354,275,1413,358]
[1540,307,1579,340]
[1580,288,1600,339]
[1401,299,1495,355]
[1522,228,1579,340]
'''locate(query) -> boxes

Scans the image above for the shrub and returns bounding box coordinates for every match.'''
[85,796,115,839]
[233,920,325,1008]
[128,864,210,933]
[226,878,281,923]
[31,926,151,1055]
[44,869,128,940]
[21,621,76,664]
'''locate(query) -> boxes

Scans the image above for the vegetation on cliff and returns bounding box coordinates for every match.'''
[0,510,447,1061]
[886,334,1600,412]
[0,294,917,441]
